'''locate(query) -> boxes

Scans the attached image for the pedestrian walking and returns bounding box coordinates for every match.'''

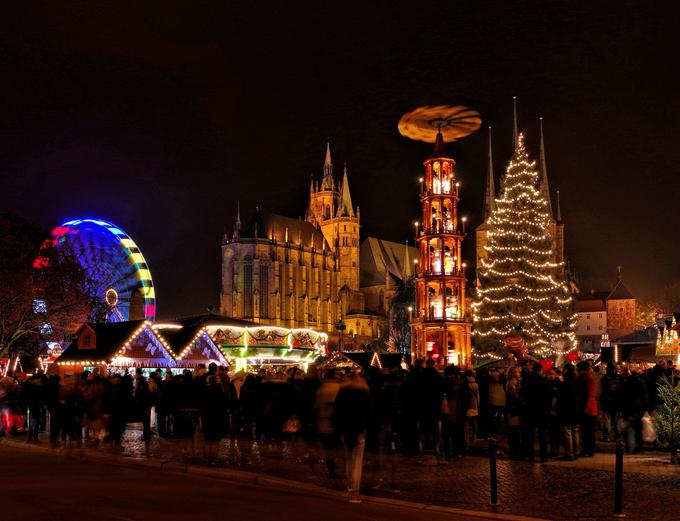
[333,371,371,503]
[557,363,580,460]
[577,361,597,457]
[520,363,550,462]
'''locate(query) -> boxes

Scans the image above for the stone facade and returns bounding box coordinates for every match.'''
[220,142,401,347]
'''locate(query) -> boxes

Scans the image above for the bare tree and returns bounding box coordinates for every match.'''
[388,276,415,355]
[0,213,90,360]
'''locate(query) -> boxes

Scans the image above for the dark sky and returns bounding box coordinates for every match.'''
[1,1,677,318]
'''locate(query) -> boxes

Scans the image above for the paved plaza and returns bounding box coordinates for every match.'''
[3,428,678,521]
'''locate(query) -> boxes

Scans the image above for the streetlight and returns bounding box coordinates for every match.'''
[461,216,467,234]
[414,221,419,238]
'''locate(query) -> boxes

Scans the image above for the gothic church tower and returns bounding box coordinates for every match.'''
[306,141,360,291]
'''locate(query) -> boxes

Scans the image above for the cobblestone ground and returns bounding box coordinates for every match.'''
[116,427,679,521]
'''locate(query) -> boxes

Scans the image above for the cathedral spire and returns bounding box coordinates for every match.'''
[513,96,519,150]
[403,240,411,278]
[322,138,334,189]
[232,201,242,240]
[336,163,355,217]
[482,126,496,223]
[539,117,554,220]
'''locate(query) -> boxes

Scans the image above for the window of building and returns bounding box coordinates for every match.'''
[586,325,590,331]
[619,307,624,312]
[84,334,91,345]
[259,266,268,318]
[344,225,346,231]
[598,325,603,330]
[586,314,590,320]
[599,313,602,319]
[243,263,253,317]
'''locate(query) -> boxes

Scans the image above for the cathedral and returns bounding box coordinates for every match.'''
[220,142,417,348]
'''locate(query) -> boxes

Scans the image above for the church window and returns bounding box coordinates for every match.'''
[260,266,269,318]
[586,325,590,331]
[344,225,346,231]
[586,314,590,320]
[243,263,253,317]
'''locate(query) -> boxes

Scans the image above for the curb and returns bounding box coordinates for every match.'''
[0,438,548,521]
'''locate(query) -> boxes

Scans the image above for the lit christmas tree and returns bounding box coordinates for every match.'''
[472,133,576,358]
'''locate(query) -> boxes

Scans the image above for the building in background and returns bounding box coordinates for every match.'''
[220,142,414,349]
[575,271,636,351]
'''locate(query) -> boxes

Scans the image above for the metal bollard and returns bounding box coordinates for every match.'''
[489,439,498,505]
[614,438,625,517]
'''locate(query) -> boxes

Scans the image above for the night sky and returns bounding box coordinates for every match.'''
[1,2,676,318]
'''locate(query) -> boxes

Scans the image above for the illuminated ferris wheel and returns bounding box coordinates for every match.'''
[36,218,156,322]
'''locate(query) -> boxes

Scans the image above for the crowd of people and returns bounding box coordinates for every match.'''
[0,357,677,499]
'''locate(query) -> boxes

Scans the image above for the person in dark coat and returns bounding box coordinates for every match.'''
[416,359,443,459]
[22,372,46,443]
[577,361,598,457]
[441,365,467,459]
[547,368,562,458]
[599,364,622,441]
[103,373,130,451]
[132,368,152,442]
[557,363,580,460]
[156,371,174,437]
[45,373,62,447]
[333,371,371,503]
[621,367,647,453]
[520,363,551,462]
[201,375,227,465]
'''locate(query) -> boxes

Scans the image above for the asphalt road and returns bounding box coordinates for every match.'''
[1,445,513,521]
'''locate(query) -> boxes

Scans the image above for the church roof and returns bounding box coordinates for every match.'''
[576,298,607,312]
[360,237,418,287]
[607,279,634,300]
[242,210,328,249]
